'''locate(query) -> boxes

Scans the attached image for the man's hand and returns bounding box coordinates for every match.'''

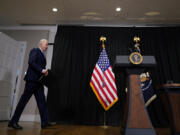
[42,69,47,74]
[42,69,48,76]
[44,70,48,76]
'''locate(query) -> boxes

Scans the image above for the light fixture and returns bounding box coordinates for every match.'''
[52,8,58,12]
[145,11,160,16]
[116,7,121,12]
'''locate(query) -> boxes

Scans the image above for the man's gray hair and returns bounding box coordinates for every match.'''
[38,39,48,46]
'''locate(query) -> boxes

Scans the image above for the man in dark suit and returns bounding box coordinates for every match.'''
[8,39,50,129]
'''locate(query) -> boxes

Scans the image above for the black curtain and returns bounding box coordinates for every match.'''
[47,26,180,127]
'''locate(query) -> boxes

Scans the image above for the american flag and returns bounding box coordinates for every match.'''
[140,72,157,107]
[90,48,118,111]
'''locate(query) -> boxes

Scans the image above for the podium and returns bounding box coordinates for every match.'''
[158,83,180,135]
[114,55,157,135]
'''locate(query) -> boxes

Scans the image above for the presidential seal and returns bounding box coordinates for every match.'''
[129,52,143,65]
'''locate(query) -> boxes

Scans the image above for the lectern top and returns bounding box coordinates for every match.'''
[114,55,156,68]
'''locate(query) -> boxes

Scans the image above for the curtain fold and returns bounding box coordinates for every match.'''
[47,26,180,127]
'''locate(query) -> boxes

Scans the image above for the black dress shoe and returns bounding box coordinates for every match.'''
[47,122,55,126]
[41,124,48,129]
[41,122,55,129]
[8,123,23,129]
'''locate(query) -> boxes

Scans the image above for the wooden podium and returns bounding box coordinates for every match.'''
[158,83,180,135]
[114,56,157,135]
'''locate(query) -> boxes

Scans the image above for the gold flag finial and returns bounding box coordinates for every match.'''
[133,36,141,53]
[134,36,140,43]
[100,36,106,49]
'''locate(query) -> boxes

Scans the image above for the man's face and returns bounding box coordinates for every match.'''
[41,41,48,52]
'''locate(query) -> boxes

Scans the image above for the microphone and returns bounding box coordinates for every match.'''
[129,48,133,53]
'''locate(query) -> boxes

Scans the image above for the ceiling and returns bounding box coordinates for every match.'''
[0,0,180,26]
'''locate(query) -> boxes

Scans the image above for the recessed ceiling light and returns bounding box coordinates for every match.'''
[116,7,121,12]
[52,8,58,12]
[83,12,101,16]
[145,11,160,16]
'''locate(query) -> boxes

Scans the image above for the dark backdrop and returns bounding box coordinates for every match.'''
[47,26,180,127]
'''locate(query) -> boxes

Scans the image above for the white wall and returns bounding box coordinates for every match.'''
[0,32,26,121]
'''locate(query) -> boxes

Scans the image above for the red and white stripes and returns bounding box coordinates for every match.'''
[90,64,118,110]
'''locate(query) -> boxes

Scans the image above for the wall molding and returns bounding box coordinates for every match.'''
[20,114,40,122]
[0,25,57,31]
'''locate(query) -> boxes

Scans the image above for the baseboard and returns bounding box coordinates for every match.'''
[0,110,9,121]
[20,114,40,122]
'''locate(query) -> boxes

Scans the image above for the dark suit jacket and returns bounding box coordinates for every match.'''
[24,48,46,82]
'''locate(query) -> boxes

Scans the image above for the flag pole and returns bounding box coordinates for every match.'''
[100,36,106,49]
[100,36,108,129]
[100,36,106,89]
[103,111,108,129]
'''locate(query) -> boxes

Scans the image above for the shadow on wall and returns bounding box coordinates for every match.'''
[0,71,12,95]
[0,71,13,120]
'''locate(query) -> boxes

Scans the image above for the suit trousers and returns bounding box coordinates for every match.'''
[10,81,48,126]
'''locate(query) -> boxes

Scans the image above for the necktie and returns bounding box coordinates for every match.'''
[42,52,46,58]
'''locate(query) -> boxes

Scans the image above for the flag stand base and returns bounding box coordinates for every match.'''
[101,125,108,129]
